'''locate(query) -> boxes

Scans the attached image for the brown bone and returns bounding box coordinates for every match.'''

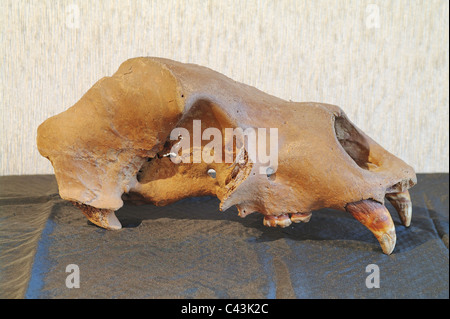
[37,57,417,254]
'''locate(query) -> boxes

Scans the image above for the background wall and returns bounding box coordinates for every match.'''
[1,0,448,175]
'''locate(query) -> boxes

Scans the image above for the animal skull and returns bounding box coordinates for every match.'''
[37,57,416,254]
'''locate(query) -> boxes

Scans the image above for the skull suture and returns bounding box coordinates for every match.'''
[37,57,416,254]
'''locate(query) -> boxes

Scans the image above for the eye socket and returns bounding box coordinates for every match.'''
[266,167,276,181]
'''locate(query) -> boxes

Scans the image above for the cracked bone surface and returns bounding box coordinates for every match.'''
[37,57,417,254]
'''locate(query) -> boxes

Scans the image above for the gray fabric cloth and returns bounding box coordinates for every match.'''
[0,174,448,299]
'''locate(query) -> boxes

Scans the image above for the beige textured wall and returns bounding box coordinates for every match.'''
[1,0,448,175]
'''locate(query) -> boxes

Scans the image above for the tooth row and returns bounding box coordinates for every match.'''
[263,214,292,227]
[259,191,413,255]
[263,212,312,228]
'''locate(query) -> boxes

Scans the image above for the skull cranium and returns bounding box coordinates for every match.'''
[37,57,416,254]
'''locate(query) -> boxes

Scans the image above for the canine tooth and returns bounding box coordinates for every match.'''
[346,199,396,255]
[385,190,412,227]
[290,212,312,223]
[263,214,292,228]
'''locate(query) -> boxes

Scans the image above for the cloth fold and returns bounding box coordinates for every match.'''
[0,174,448,298]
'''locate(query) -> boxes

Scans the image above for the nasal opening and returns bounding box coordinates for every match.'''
[334,116,379,170]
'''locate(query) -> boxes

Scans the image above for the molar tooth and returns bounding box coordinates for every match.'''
[346,199,396,255]
[263,216,277,227]
[290,212,312,223]
[385,190,412,227]
[263,214,292,228]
